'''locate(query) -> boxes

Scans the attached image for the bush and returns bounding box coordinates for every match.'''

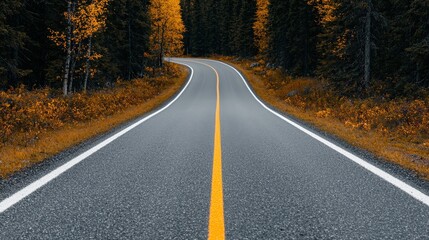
[0,68,177,147]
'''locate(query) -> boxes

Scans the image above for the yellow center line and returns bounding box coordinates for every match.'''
[177,60,225,239]
[203,62,226,240]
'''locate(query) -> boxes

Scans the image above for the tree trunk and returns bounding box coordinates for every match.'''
[364,0,372,90]
[69,55,76,93]
[63,0,73,96]
[69,41,80,94]
[139,58,145,77]
[304,7,309,76]
[128,18,132,81]
[83,37,92,93]
[159,25,165,68]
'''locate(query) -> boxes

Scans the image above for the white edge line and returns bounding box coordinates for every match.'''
[207,59,429,207]
[0,62,194,213]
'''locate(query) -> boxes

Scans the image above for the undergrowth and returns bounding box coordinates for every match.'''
[0,63,185,178]
[239,58,429,147]
[222,56,429,178]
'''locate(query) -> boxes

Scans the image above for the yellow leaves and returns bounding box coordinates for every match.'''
[309,0,339,26]
[0,76,165,146]
[254,0,270,54]
[316,108,333,118]
[49,0,108,58]
[48,29,67,48]
[2,102,11,109]
[332,29,351,59]
[72,0,109,43]
[270,71,429,141]
[149,0,185,56]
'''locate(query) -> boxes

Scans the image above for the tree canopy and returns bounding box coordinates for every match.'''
[0,0,428,97]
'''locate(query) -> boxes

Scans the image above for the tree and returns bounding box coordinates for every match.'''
[189,0,205,55]
[312,0,383,94]
[240,0,257,57]
[149,0,185,67]
[98,0,150,84]
[50,0,109,95]
[404,0,429,88]
[253,0,269,56]
[76,0,109,92]
[0,0,29,89]
[268,0,319,75]
[182,0,256,57]
[181,0,192,55]
[230,0,257,57]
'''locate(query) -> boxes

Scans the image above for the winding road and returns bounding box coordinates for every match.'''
[1,58,429,239]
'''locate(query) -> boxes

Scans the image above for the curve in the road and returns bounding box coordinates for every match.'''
[0,63,195,213]
[208,59,429,208]
[1,58,429,239]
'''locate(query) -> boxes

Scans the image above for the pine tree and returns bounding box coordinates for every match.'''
[0,0,29,89]
[99,0,150,84]
[19,1,62,89]
[268,0,290,70]
[313,0,383,94]
[181,0,192,55]
[269,0,319,75]
[227,0,256,57]
[217,0,234,55]
[183,0,255,57]
[238,0,257,57]
[189,0,206,55]
[404,0,429,87]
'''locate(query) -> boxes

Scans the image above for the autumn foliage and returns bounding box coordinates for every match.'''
[226,57,429,177]
[149,0,185,67]
[252,65,429,142]
[49,0,109,96]
[253,0,269,55]
[0,64,182,148]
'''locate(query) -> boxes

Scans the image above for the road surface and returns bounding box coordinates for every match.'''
[1,58,429,239]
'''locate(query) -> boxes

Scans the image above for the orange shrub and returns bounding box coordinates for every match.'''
[0,64,178,147]
[229,57,429,145]
[280,82,429,143]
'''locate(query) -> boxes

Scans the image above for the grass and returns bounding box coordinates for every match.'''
[0,63,188,178]
[219,56,429,179]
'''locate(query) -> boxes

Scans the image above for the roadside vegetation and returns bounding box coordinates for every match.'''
[1,0,428,179]
[0,63,187,178]
[224,57,429,179]
[181,0,429,179]
[0,0,185,178]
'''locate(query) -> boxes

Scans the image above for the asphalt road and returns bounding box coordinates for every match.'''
[1,58,429,239]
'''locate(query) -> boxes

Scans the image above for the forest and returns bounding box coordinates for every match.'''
[0,0,184,95]
[0,0,429,179]
[0,0,186,177]
[1,0,428,97]
[182,0,429,97]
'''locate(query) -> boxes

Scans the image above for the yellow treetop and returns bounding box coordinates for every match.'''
[50,0,109,57]
[253,0,269,55]
[72,0,109,43]
[309,0,339,26]
[149,0,185,57]
[309,0,347,58]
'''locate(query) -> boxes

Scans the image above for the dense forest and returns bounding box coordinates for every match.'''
[182,0,429,97]
[1,0,428,97]
[0,0,183,95]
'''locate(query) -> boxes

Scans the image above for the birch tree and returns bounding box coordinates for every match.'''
[149,0,185,67]
[50,0,108,95]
